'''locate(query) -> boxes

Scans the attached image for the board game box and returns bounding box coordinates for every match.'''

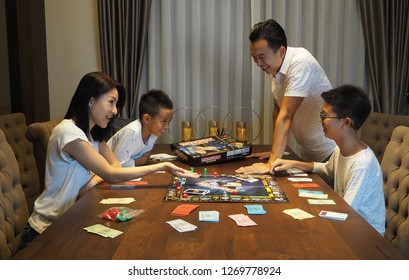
[163,174,289,203]
[170,134,252,166]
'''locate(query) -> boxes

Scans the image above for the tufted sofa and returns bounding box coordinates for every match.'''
[360,112,409,163]
[0,128,29,259]
[381,125,409,259]
[25,119,61,193]
[0,113,40,214]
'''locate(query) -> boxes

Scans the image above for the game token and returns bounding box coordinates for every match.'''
[182,193,188,198]
[203,168,207,176]
[213,171,218,178]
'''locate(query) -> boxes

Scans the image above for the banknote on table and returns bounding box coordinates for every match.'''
[199,210,219,222]
[167,219,198,232]
[283,208,315,220]
[83,224,123,238]
[307,199,336,205]
[99,197,136,204]
[299,192,328,199]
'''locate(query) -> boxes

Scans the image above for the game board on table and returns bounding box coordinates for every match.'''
[163,174,289,203]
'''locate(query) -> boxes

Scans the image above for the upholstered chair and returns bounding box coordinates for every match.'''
[0,128,29,259]
[25,119,61,193]
[360,112,409,163]
[381,125,409,259]
[0,113,40,214]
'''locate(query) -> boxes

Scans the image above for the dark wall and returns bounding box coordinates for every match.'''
[5,0,50,124]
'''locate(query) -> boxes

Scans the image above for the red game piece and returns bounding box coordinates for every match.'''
[213,171,218,178]
[182,193,188,198]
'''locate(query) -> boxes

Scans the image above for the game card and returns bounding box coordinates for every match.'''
[171,204,200,216]
[298,189,323,195]
[199,211,219,222]
[287,177,313,182]
[150,153,178,161]
[308,199,336,205]
[228,214,257,227]
[244,205,267,215]
[83,224,123,238]
[166,219,197,232]
[283,208,315,220]
[319,210,348,221]
[292,182,320,188]
[298,192,328,199]
[99,197,136,204]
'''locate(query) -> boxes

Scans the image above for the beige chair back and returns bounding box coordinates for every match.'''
[25,119,61,193]
[381,125,409,259]
[0,128,29,259]
[360,112,409,163]
[0,113,40,213]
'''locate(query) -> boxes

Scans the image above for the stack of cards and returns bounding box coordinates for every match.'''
[287,177,313,182]
[319,210,348,221]
[287,168,308,176]
[292,182,320,188]
[167,219,198,232]
[298,191,328,199]
[244,205,267,215]
[99,197,136,204]
[229,214,257,227]
[283,208,315,220]
[171,204,200,216]
[308,199,336,205]
[83,224,123,238]
[199,211,219,222]
[150,153,178,161]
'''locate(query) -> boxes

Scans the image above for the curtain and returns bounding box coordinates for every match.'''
[359,0,409,115]
[143,0,366,148]
[97,0,152,119]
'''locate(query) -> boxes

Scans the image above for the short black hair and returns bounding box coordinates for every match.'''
[64,71,125,141]
[321,85,371,130]
[249,19,287,51]
[139,89,173,119]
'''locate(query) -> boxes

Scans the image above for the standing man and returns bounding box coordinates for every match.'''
[236,19,336,174]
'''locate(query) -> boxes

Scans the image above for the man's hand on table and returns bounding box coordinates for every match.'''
[246,151,270,160]
[235,162,271,175]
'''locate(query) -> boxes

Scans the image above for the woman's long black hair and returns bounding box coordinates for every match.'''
[64,72,125,142]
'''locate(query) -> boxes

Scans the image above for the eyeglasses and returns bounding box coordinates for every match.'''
[320,111,346,122]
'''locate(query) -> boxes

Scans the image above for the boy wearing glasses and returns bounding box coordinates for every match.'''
[242,85,385,235]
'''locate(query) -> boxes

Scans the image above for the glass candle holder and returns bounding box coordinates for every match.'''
[182,121,193,141]
[236,121,247,142]
[208,120,219,136]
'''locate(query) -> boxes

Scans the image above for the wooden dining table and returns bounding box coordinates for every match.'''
[13,145,406,260]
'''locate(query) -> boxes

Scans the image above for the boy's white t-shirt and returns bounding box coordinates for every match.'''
[107,119,157,167]
[29,119,97,233]
[313,146,385,235]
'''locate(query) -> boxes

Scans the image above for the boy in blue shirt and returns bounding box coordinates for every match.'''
[108,89,173,167]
